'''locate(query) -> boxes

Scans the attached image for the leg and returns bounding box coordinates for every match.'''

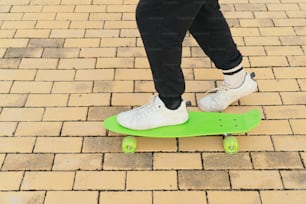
[188,0,242,70]
[136,0,205,97]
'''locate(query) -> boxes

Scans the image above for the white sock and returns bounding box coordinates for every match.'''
[223,64,247,88]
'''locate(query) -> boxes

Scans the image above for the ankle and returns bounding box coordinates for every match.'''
[223,67,247,89]
[159,95,182,110]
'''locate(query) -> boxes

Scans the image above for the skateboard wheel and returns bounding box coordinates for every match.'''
[122,136,137,154]
[223,136,239,154]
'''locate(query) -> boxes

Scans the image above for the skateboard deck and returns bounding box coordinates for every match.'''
[103,109,261,154]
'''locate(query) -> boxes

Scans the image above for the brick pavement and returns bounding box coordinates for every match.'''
[0,0,305,203]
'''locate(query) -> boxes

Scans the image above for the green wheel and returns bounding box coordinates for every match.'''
[122,136,137,154]
[223,136,239,154]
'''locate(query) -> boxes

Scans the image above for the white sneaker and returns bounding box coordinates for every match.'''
[117,96,189,130]
[198,72,257,112]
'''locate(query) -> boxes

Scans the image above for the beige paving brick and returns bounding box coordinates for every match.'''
[265,46,303,56]
[62,0,91,4]
[280,36,304,45]
[154,191,207,204]
[134,81,154,92]
[45,191,98,204]
[43,48,80,58]
[259,27,296,36]
[59,58,96,69]
[23,13,56,20]
[56,12,89,20]
[2,20,36,29]
[0,30,15,38]
[240,19,274,27]
[74,171,125,190]
[36,70,75,81]
[0,86,4,97]
[281,171,306,189]
[280,92,306,105]
[75,5,106,12]
[94,81,134,93]
[52,82,93,93]
[0,122,17,136]
[245,37,281,46]
[28,38,64,48]
[0,192,45,204]
[274,19,306,27]
[21,171,74,190]
[20,58,58,69]
[179,136,224,152]
[0,58,20,69]
[273,136,306,151]
[288,56,306,66]
[127,171,177,190]
[86,29,119,38]
[267,3,300,10]
[249,56,288,67]
[5,48,43,58]
[127,137,177,153]
[0,39,28,47]
[290,119,306,134]
[90,12,122,20]
[11,81,52,93]
[235,3,267,11]
[104,20,137,29]
[239,92,282,105]
[264,105,306,119]
[80,48,116,57]
[250,120,292,135]
[115,69,152,80]
[208,191,261,204]
[0,108,44,121]
[3,154,53,170]
[70,21,103,29]
[15,122,62,136]
[69,93,110,106]
[83,137,122,153]
[237,136,274,151]
[61,122,106,136]
[100,37,136,47]
[43,5,74,12]
[0,94,27,107]
[203,153,252,170]
[53,154,102,170]
[179,170,230,190]
[0,137,35,153]
[100,192,151,204]
[273,67,306,79]
[97,57,134,68]
[153,153,202,170]
[44,107,87,121]
[64,38,100,48]
[0,154,4,166]
[34,137,82,153]
[36,20,69,29]
[260,191,306,204]
[26,94,68,107]
[239,46,266,56]
[15,29,50,38]
[75,69,114,80]
[50,29,85,38]
[0,0,30,4]
[112,93,153,106]
[230,170,283,189]
[258,79,299,92]
[252,152,303,169]
[117,47,146,57]
[104,153,152,170]
[0,172,23,190]
[88,106,129,121]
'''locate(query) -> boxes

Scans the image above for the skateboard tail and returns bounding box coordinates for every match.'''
[243,109,261,132]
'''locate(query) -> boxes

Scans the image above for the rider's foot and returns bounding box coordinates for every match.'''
[198,72,257,112]
[117,95,189,130]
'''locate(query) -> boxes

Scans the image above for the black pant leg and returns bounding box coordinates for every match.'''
[189,0,242,70]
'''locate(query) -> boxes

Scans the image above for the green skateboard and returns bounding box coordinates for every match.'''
[103,109,261,154]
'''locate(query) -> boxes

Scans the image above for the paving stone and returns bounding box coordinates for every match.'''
[208,191,261,204]
[2,154,54,170]
[100,192,152,204]
[103,153,152,170]
[281,170,306,189]
[260,191,306,204]
[203,153,252,170]
[53,154,102,170]
[179,170,230,190]
[0,192,45,204]
[45,191,98,204]
[154,191,207,204]
[0,137,35,153]
[154,153,202,170]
